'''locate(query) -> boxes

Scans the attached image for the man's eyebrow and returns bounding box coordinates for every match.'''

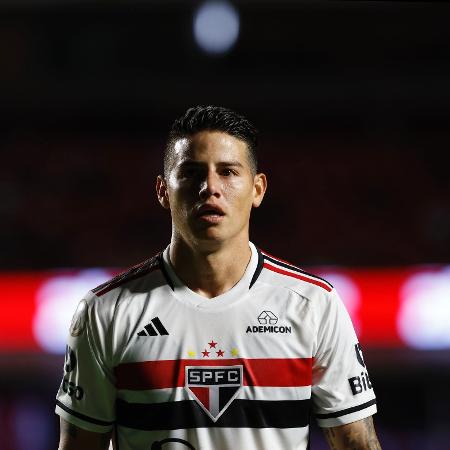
[178,160,244,168]
[216,161,244,168]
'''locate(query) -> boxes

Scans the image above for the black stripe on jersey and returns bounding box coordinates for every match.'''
[56,400,114,426]
[116,398,310,430]
[93,254,161,297]
[315,399,377,419]
[249,247,265,289]
[262,254,333,290]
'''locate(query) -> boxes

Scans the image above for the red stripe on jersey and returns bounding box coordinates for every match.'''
[95,264,160,297]
[259,248,294,266]
[115,357,313,390]
[263,262,333,292]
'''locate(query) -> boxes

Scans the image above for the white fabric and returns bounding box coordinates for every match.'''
[55,242,376,449]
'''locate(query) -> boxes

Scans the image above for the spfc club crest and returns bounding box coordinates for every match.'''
[185,365,243,422]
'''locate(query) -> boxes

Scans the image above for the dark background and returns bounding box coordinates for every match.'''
[2,0,450,270]
[1,1,450,449]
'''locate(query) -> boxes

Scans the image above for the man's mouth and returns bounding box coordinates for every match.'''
[195,204,225,220]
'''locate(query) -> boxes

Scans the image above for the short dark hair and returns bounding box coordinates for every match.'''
[164,105,258,176]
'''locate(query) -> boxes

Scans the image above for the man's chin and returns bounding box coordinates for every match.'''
[188,226,230,247]
[182,221,246,248]
[194,229,226,243]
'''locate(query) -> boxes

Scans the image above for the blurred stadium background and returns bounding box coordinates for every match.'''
[1,0,450,449]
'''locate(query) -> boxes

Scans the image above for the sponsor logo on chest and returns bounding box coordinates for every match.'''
[246,310,292,334]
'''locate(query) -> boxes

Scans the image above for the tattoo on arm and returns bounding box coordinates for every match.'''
[323,427,339,450]
[323,416,382,450]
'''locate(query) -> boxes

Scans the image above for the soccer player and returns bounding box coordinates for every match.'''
[56,106,381,449]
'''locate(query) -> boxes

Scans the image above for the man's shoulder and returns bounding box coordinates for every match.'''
[257,247,334,298]
[91,252,164,299]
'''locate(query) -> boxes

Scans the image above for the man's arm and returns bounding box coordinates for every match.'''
[58,418,112,450]
[322,416,382,450]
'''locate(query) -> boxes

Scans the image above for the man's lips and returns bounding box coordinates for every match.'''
[195,204,225,218]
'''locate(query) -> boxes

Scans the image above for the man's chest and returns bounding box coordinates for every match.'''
[115,285,314,364]
[111,286,314,434]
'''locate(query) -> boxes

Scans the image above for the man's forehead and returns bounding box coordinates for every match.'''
[172,132,248,162]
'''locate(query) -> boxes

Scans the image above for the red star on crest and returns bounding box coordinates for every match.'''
[208,340,217,348]
[202,349,210,357]
[216,349,225,357]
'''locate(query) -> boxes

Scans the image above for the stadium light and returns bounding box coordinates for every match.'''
[193,1,240,55]
[32,269,112,353]
[2,266,450,354]
[397,268,450,350]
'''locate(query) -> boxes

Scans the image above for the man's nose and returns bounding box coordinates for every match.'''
[199,170,221,199]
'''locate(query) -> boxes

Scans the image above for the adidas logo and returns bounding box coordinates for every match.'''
[137,317,169,337]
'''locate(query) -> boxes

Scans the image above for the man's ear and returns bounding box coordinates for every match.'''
[156,175,170,209]
[252,173,267,208]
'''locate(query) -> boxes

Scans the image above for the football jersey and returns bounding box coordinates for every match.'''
[55,242,377,450]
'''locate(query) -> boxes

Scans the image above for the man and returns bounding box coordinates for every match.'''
[56,106,381,449]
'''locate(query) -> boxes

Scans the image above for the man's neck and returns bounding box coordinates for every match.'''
[169,236,252,299]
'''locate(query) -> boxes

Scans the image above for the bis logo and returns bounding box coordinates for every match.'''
[348,343,373,396]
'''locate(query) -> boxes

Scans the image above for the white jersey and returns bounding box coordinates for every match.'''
[55,242,377,450]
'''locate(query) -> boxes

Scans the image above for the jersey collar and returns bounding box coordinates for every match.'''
[161,242,262,310]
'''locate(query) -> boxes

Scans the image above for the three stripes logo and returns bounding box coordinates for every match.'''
[137,317,169,337]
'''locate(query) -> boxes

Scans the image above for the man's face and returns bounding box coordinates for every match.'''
[157,131,266,248]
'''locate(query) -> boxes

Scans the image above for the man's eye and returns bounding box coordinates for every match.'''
[221,168,236,176]
[180,168,198,178]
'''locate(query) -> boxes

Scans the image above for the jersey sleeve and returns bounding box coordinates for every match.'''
[311,288,377,428]
[55,293,116,433]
